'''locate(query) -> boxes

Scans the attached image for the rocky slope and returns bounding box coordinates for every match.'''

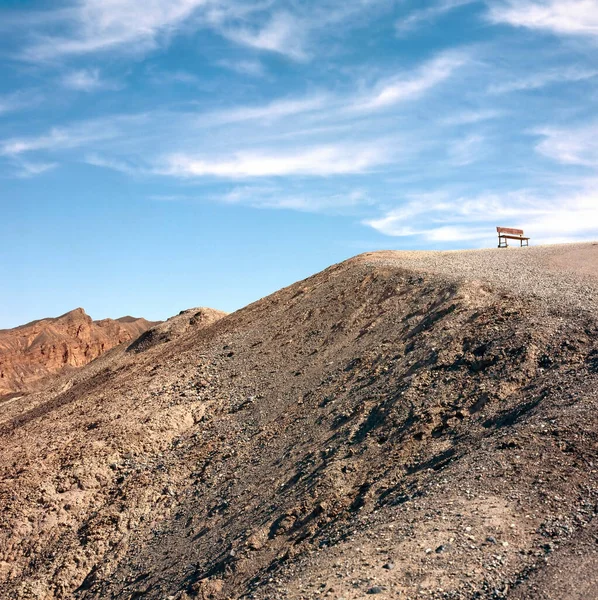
[0,243,597,600]
[0,309,159,396]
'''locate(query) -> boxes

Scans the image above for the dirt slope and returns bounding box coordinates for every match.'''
[0,309,160,396]
[0,243,597,600]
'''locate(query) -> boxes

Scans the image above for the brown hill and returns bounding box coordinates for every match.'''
[0,308,160,396]
[0,243,597,600]
[128,307,227,353]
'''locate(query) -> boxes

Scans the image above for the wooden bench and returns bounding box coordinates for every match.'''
[497,227,530,248]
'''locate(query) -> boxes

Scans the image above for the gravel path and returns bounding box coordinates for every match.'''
[362,242,598,317]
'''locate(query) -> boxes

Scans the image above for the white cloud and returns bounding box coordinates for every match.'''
[147,69,203,87]
[21,0,213,60]
[0,49,470,187]
[199,96,329,127]
[1,128,93,156]
[216,58,266,77]
[489,67,598,94]
[448,134,486,166]
[10,0,400,63]
[364,188,598,243]
[84,153,140,174]
[220,186,371,212]
[159,143,392,178]
[18,0,311,62]
[0,91,41,115]
[487,0,598,38]
[0,116,140,156]
[396,0,478,35]
[350,51,468,111]
[14,160,58,178]
[442,109,505,125]
[61,68,119,91]
[535,122,598,166]
[222,12,307,60]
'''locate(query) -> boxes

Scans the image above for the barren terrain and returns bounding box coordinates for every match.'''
[1,243,597,600]
[0,309,158,397]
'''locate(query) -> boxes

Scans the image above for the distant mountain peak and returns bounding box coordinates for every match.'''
[0,309,161,396]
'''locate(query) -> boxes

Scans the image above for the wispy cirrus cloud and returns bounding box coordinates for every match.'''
[61,68,120,91]
[364,187,598,243]
[219,186,372,212]
[14,160,58,178]
[441,109,505,125]
[0,46,467,180]
[350,51,468,112]
[20,0,213,61]
[396,0,478,35]
[487,0,598,39]
[0,115,143,157]
[448,134,486,166]
[534,122,598,167]
[199,95,329,127]
[216,58,266,77]
[11,0,391,64]
[0,90,42,115]
[159,143,392,178]
[222,12,308,61]
[488,66,598,94]
[147,186,373,214]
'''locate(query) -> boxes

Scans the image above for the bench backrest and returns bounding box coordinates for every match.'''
[497,226,524,236]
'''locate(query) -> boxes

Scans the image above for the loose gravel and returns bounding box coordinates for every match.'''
[361,242,598,316]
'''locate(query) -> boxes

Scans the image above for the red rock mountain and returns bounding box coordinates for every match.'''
[0,308,159,396]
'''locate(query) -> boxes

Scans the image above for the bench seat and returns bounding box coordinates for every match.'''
[500,234,530,241]
[497,227,530,247]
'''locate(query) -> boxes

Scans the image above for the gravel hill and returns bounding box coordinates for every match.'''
[1,243,597,600]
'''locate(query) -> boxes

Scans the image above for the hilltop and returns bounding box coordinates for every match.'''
[0,243,597,600]
[0,309,159,397]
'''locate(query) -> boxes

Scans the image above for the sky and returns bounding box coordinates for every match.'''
[1,0,598,327]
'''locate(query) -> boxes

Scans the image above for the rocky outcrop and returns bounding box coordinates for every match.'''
[0,308,159,395]
[127,307,227,353]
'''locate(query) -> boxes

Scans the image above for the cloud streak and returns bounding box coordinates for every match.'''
[20,0,212,61]
[159,143,392,178]
[364,188,598,243]
[487,0,598,39]
[61,68,120,91]
[396,0,478,35]
[535,122,598,167]
[349,51,468,112]
[488,66,598,94]
[222,12,308,61]
[0,90,42,115]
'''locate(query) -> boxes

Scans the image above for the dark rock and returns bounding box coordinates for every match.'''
[367,586,384,594]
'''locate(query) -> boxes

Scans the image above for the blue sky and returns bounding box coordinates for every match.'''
[1,0,598,327]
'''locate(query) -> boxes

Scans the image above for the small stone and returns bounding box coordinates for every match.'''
[435,544,448,553]
[382,562,395,570]
[486,536,498,544]
[425,548,433,554]
[367,586,384,594]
